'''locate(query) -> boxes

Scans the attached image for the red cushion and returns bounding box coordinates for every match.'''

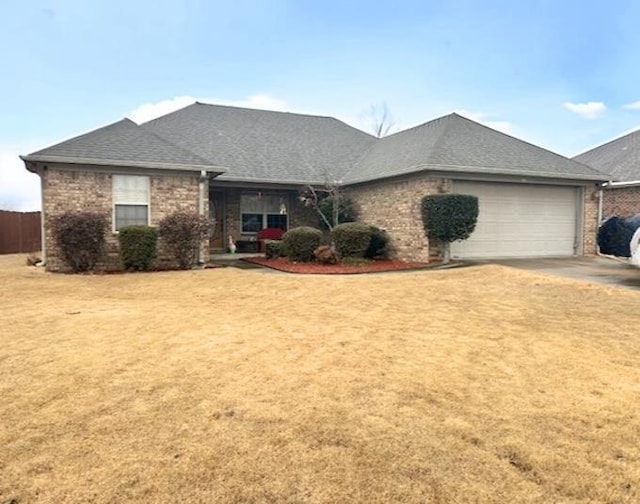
[257,227,284,240]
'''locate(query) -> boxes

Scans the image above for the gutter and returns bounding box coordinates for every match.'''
[601,179,640,188]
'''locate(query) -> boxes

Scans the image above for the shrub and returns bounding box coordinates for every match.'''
[158,211,210,269]
[265,240,283,259]
[365,226,391,259]
[314,245,339,264]
[331,222,372,258]
[421,194,479,263]
[282,226,322,262]
[118,225,158,271]
[51,211,108,272]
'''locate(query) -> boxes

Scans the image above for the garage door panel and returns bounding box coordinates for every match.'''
[450,181,578,258]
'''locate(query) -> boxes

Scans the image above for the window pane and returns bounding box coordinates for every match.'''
[240,194,261,213]
[113,175,149,204]
[242,213,263,233]
[115,205,148,230]
[263,195,282,213]
[266,214,287,230]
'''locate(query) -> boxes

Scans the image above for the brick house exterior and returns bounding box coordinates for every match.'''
[348,173,600,262]
[24,103,609,271]
[574,127,640,230]
[37,165,208,271]
[602,186,640,219]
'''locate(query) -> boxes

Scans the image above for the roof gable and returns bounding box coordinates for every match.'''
[574,129,640,182]
[141,103,376,184]
[23,118,220,172]
[346,113,608,184]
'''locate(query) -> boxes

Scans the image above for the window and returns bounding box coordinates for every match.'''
[113,175,149,231]
[240,193,288,233]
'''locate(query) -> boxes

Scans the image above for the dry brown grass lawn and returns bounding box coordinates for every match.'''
[1,254,639,503]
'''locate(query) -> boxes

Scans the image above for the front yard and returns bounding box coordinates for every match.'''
[1,254,639,503]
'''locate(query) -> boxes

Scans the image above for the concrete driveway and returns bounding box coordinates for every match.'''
[476,256,640,290]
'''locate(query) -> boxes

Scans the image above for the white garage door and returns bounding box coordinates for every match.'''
[450,181,579,259]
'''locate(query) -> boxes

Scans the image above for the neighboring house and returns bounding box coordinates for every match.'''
[574,128,640,219]
[22,102,609,271]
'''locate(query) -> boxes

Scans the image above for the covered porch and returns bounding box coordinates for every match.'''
[207,183,317,254]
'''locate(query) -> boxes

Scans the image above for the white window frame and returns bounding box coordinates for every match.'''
[112,174,151,232]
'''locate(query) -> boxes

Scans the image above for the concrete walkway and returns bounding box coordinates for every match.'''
[477,256,640,290]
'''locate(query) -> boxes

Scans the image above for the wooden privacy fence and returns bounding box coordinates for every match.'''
[0,210,42,254]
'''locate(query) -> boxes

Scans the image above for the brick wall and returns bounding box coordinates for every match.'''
[602,186,640,219]
[346,174,449,261]
[42,166,206,271]
[582,185,599,255]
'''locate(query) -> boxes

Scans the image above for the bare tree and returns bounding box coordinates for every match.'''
[299,175,358,231]
[369,102,395,138]
[299,181,341,230]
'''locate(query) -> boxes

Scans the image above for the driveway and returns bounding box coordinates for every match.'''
[477,256,640,290]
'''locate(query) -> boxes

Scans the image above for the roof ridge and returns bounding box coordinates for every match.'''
[574,127,640,158]
[451,113,607,170]
[28,118,133,155]
[193,101,336,121]
[138,122,214,167]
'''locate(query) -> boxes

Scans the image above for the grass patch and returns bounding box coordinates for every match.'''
[1,253,639,503]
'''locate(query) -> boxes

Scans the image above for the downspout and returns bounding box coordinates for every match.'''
[198,170,207,265]
[40,170,46,265]
[597,182,606,225]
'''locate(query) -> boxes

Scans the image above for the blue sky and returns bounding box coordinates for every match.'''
[2,0,640,210]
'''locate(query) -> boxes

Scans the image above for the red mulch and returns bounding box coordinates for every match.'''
[243,257,437,274]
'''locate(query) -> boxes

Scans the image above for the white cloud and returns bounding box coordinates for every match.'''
[0,144,42,211]
[128,94,289,124]
[453,109,514,134]
[563,101,606,119]
[623,100,640,110]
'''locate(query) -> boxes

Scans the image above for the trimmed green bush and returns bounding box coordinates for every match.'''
[51,211,108,272]
[314,245,339,264]
[331,222,372,258]
[118,225,158,271]
[421,193,479,263]
[265,240,283,259]
[282,226,322,262]
[158,211,210,269]
[365,226,391,259]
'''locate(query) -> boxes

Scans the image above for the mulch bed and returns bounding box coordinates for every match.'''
[243,256,439,274]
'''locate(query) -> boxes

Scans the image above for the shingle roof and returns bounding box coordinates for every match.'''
[140,102,376,184]
[24,103,610,184]
[345,113,609,184]
[22,118,222,173]
[573,128,640,182]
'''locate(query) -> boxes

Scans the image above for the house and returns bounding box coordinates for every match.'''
[22,102,609,271]
[574,128,640,220]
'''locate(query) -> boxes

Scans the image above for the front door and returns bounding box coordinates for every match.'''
[209,191,225,251]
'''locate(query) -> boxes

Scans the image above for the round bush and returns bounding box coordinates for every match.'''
[158,211,210,269]
[51,211,108,272]
[118,225,158,271]
[365,225,391,259]
[265,240,283,259]
[331,222,372,258]
[282,226,322,262]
